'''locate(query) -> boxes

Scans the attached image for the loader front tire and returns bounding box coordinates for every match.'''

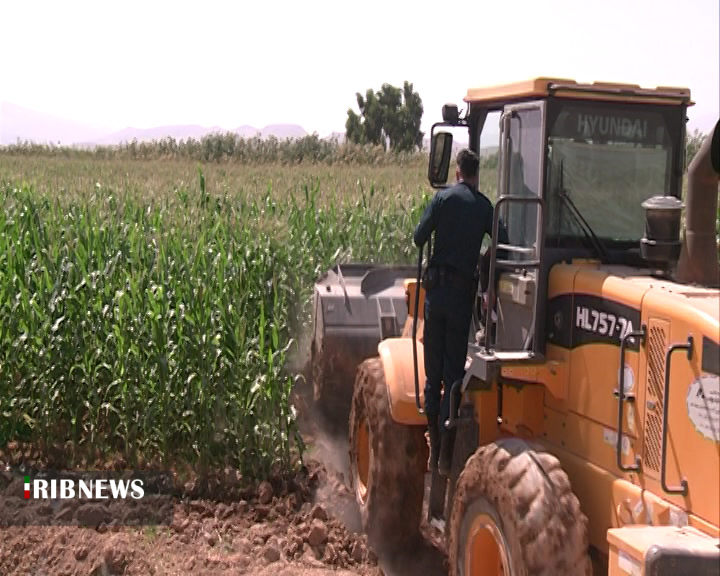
[348,357,428,551]
[448,438,592,576]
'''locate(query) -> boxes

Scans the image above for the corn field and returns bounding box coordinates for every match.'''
[0,134,426,166]
[0,155,441,479]
[0,134,713,480]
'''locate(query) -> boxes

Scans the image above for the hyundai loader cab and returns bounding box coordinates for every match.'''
[345,78,720,575]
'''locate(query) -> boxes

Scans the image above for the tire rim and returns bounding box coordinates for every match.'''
[355,418,371,505]
[463,512,511,576]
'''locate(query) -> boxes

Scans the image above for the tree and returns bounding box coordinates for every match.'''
[345,82,424,152]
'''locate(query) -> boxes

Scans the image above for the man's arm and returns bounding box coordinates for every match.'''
[479,203,511,293]
[413,193,441,247]
[486,203,510,251]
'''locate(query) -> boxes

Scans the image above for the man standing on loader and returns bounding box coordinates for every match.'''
[414,148,505,475]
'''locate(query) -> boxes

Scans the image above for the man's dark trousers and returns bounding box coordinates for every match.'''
[423,277,473,472]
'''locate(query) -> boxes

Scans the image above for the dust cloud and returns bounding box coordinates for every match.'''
[287,319,447,576]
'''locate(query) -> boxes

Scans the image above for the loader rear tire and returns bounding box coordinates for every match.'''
[312,344,359,435]
[448,437,592,576]
[348,357,428,552]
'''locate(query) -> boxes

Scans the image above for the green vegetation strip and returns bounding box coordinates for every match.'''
[0,162,430,479]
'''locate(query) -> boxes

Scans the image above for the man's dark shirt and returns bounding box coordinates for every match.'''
[413,181,496,280]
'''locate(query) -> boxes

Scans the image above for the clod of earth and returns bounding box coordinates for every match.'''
[258,481,274,505]
[311,504,329,521]
[308,519,329,547]
[263,543,282,563]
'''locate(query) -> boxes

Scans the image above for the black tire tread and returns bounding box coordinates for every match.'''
[448,437,592,576]
[348,357,428,551]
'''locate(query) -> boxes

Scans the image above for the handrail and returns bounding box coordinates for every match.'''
[615,326,646,473]
[660,335,693,496]
[484,194,545,351]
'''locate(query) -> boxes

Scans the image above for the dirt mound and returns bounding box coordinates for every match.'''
[0,355,446,576]
[0,457,383,576]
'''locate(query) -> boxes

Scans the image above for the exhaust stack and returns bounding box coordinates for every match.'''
[676,119,720,287]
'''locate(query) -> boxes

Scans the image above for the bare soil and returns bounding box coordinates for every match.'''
[0,366,448,576]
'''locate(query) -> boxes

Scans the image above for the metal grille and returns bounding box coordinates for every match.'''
[643,322,668,475]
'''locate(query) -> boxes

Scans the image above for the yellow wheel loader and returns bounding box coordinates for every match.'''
[345,78,720,575]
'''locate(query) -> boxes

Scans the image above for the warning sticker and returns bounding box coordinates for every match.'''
[618,363,635,394]
[603,428,631,455]
[618,550,641,576]
[686,374,720,443]
[669,507,688,528]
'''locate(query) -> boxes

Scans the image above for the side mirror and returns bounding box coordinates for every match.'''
[428,131,453,187]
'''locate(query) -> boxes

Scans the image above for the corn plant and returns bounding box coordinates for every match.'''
[0,161,429,478]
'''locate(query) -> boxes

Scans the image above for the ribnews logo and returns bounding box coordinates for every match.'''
[2,470,174,527]
[23,474,145,500]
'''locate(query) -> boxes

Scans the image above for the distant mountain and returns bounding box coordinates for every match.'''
[323,131,345,143]
[89,124,225,146]
[0,102,316,147]
[255,124,308,140]
[0,102,111,146]
[235,125,259,138]
[86,123,309,147]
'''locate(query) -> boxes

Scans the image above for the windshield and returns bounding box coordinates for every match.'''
[545,100,683,244]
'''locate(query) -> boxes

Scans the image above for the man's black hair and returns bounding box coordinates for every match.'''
[457,148,480,179]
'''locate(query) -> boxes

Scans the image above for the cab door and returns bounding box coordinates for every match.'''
[484,101,547,358]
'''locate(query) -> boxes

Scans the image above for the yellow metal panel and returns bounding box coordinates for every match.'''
[636,288,720,529]
[464,77,572,103]
[471,384,500,447]
[568,268,649,436]
[607,546,639,576]
[608,272,718,320]
[544,262,582,412]
[545,407,640,480]
[607,479,719,539]
[400,314,424,342]
[564,410,641,480]
[551,90,694,106]
[543,406,566,447]
[689,514,720,539]
[607,526,719,576]
[377,338,427,426]
[403,279,425,319]
[500,361,566,400]
[535,438,719,560]
[463,77,692,105]
[500,384,544,438]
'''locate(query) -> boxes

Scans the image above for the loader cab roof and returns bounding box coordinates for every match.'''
[463,77,693,109]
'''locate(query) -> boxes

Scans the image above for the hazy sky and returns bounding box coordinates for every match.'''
[1,0,718,136]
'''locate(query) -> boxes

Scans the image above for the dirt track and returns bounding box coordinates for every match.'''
[0,371,447,576]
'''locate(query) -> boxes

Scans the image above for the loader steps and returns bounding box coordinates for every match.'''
[463,343,545,387]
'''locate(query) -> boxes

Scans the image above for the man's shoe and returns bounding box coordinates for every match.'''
[438,426,456,476]
[427,419,440,471]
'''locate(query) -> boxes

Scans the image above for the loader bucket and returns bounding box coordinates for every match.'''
[310,263,416,431]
